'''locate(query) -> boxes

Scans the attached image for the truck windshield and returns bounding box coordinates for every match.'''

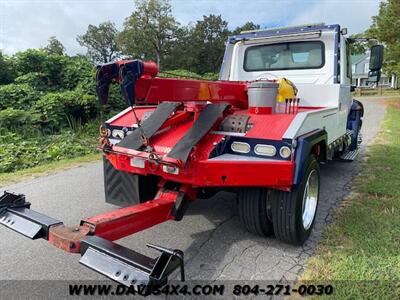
[244,41,325,71]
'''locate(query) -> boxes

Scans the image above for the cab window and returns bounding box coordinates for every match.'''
[244,41,325,71]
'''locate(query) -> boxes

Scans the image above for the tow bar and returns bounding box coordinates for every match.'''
[0,189,191,291]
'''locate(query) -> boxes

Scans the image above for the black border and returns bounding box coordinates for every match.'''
[243,41,326,72]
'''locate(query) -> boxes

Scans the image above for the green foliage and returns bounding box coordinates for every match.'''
[159,69,218,80]
[202,72,219,81]
[13,49,48,75]
[367,0,400,77]
[118,0,178,67]
[44,36,66,55]
[191,15,229,74]
[164,14,229,74]
[13,49,68,87]
[0,11,277,175]
[0,133,43,173]
[348,33,370,55]
[0,108,36,130]
[0,83,42,110]
[0,130,96,173]
[11,49,95,91]
[162,26,195,71]
[33,92,66,129]
[300,102,400,298]
[77,21,120,63]
[0,51,16,85]
[104,83,127,113]
[33,90,98,130]
[62,57,96,90]
[231,21,260,35]
[14,72,49,90]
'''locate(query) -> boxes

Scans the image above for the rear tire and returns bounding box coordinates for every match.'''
[103,157,159,206]
[271,155,320,245]
[238,188,274,237]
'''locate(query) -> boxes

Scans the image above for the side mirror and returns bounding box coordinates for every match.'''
[368,44,384,84]
[369,44,384,71]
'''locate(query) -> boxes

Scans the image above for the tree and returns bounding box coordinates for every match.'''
[77,22,119,63]
[0,51,16,85]
[190,14,229,74]
[13,49,67,87]
[367,0,400,78]
[44,36,65,55]
[347,33,370,55]
[231,22,260,35]
[118,0,178,68]
[163,25,195,70]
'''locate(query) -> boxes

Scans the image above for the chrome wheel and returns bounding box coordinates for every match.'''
[301,169,319,230]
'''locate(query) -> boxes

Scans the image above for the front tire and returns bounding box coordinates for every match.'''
[271,155,320,245]
[238,188,274,237]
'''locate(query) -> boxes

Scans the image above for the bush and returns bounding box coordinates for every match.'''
[0,108,37,130]
[14,72,49,90]
[0,118,97,175]
[44,132,95,160]
[62,57,96,90]
[14,49,68,87]
[0,51,16,84]
[33,90,98,130]
[202,72,219,80]
[0,50,223,175]
[0,128,97,173]
[0,133,43,172]
[0,83,43,110]
[33,92,66,129]
[159,69,218,80]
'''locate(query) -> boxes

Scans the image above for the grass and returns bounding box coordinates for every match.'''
[381,88,400,96]
[0,120,103,186]
[299,99,400,299]
[0,152,101,187]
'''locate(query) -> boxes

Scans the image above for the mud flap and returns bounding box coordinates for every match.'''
[103,157,140,206]
[118,102,182,150]
[80,236,184,291]
[103,157,159,207]
[167,103,229,163]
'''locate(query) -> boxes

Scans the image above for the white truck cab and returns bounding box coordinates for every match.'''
[220,24,350,85]
[220,24,382,147]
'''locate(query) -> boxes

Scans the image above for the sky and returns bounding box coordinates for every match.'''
[0,0,380,55]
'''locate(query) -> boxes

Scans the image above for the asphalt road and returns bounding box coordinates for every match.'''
[0,98,386,282]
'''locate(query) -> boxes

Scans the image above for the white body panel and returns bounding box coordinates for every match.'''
[228,31,337,85]
[221,25,352,144]
[283,85,351,143]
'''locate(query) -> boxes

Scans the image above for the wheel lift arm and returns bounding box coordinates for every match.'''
[0,188,191,290]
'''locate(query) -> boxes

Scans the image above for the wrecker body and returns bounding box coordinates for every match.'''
[0,24,383,289]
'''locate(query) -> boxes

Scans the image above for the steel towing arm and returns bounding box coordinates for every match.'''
[0,187,194,290]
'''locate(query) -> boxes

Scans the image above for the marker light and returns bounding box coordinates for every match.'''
[130,157,145,168]
[231,142,251,154]
[163,165,179,175]
[254,144,277,157]
[279,146,292,158]
[112,129,124,139]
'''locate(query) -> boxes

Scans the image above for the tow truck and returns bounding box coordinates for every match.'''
[0,24,383,289]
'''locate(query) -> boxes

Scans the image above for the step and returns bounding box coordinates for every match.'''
[340,149,359,161]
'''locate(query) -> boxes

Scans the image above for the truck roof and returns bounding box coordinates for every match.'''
[228,23,340,43]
